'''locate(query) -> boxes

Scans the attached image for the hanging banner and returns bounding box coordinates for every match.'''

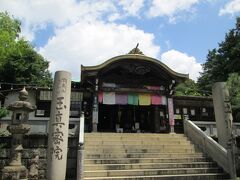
[103,92,115,105]
[98,91,103,103]
[115,93,128,105]
[168,98,174,126]
[128,93,138,105]
[139,94,151,106]
[151,94,161,105]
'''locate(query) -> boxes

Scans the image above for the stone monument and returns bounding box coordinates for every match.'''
[212,82,233,148]
[1,87,36,180]
[47,71,71,180]
[212,82,236,178]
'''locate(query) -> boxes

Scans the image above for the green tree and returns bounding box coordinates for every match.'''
[0,12,52,87]
[174,79,201,96]
[226,73,240,122]
[0,107,8,119]
[226,73,240,107]
[198,17,240,92]
[0,12,20,69]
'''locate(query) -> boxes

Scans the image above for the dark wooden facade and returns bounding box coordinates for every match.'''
[81,49,189,133]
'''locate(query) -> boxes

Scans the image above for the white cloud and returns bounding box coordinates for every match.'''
[0,0,214,41]
[0,0,161,80]
[0,0,208,40]
[118,0,145,16]
[0,0,150,40]
[0,0,118,40]
[161,49,202,81]
[147,0,199,21]
[39,21,160,80]
[219,0,240,16]
[0,0,206,81]
[0,0,117,25]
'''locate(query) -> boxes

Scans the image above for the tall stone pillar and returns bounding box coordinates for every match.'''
[153,106,160,133]
[212,82,233,149]
[212,82,236,179]
[47,71,71,180]
[92,78,99,132]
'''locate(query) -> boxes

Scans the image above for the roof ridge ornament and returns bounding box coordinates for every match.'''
[128,43,145,55]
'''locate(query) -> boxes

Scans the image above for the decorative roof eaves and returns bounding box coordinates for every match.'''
[81,54,189,80]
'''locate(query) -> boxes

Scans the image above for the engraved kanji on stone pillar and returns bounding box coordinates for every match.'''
[47,71,71,180]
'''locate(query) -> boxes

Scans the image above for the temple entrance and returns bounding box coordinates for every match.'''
[98,104,168,133]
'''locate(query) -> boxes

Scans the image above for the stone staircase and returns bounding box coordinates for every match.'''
[83,133,229,180]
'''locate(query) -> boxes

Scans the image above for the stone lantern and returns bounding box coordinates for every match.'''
[2,87,36,180]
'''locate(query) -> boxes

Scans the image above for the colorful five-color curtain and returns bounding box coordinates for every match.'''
[98,92,167,106]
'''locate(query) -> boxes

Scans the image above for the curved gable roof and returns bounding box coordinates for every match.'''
[81,54,189,83]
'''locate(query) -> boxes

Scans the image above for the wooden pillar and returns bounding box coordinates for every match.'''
[92,78,99,132]
[154,106,160,133]
[168,98,175,133]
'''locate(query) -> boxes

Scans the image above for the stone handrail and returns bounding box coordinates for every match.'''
[183,119,230,174]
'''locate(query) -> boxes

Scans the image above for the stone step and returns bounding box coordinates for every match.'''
[85,133,185,137]
[85,147,199,154]
[83,173,230,180]
[84,167,222,177]
[84,133,229,179]
[85,134,186,138]
[85,140,192,145]
[85,136,186,140]
[84,157,211,164]
[85,144,195,149]
[85,152,204,159]
[84,134,186,140]
[84,162,218,171]
[85,138,188,143]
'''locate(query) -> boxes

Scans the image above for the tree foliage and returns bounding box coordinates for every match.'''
[174,79,201,96]
[0,12,20,68]
[0,107,8,119]
[198,17,240,92]
[226,73,240,107]
[226,73,240,122]
[0,12,52,87]
[197,18,240,121]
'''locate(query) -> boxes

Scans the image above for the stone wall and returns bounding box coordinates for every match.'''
[0,135,78,180]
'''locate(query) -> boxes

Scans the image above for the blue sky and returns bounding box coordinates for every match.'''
[1,0,240,81]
